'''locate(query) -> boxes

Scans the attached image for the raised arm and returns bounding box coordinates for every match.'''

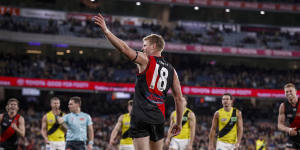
[109,115,123,145]
[94,13,148,66]
[41,114,49,143]
[278,103,297,136]
[235,110,243,149]
[187,111,196,150]
[209,111,219,150]
[170,70,184,136]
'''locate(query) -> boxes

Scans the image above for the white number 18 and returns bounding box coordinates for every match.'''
[149,64,168,91]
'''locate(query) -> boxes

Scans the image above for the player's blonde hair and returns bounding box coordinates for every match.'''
[7,98,19,106]
[284,83,296,89]
[143,34,165,52]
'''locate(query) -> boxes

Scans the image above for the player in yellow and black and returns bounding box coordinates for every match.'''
[165,96,196,150]
[256,135,267,150]
[109,100,134,150]
[41,97,66,150]
[209,93,243,150]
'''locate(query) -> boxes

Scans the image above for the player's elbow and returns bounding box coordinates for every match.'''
[119,44,130,54]
[208,132,213,141]
[174,96,184,105]
[277,123,282,130]
[20,132,25,137]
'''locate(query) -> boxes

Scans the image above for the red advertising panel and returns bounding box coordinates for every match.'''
[0,76,299,98]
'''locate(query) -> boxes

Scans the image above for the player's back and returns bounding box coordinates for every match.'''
[133,56,174,124]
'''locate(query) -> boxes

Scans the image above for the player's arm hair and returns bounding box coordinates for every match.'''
[166,112,175,141]
[41,114,48,140]
[237,110,243,145]
[171,70,184,125]
[188,111,196,146]
[209,111,219,147]
[87,124,94,144]
[278,103,290,133]
[103,29,148,65]
[110,115,123,143]
[16,116,25,137]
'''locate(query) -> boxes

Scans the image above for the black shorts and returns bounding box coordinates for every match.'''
[130,115,164,142]
[287,136,300,149]
[0,143,18,150]
[66,141,85,150]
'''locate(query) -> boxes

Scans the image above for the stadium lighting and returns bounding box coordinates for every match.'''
[293,64,298,69]
[225,9,230,13]
[194,6,199,11]
[26,50,42,54]
[56,51,64,55]
[79,50,84,54]
[136,2,141,6]
[260,11,265,15]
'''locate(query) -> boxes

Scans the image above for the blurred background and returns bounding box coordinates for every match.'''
[0,0,300,149]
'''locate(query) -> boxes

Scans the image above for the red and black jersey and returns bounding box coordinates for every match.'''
[284,99,300,142]
[0,112,20,147]
[132,56,174,124]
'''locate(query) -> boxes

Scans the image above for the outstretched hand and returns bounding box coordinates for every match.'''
[94,13,109,33]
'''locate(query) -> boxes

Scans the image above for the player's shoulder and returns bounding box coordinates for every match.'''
[186,108,193,114]
[187,109,195,117]
[234,108,242,116]
[63,113,71,118]
[81,112,91,118]
[123,113,130,117]
[17,114,25,120]
[234,107,240,112]
[217,107,223,112]
[186,108,193,112]
[170,111,176,116]
[119,113,127,121]
[279,102,286,111]
[44,111,51,116]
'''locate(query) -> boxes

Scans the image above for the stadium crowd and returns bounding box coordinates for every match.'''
[1,14,300,51]
[0,53,299,89]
